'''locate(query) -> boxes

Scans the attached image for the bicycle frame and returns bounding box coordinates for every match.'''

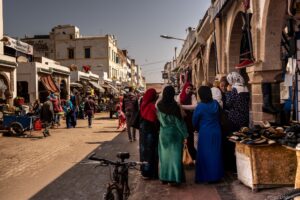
[88,152,146,200]
[108,162,130,200]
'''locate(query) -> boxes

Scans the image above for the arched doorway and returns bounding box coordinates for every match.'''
[208,43,217,83]
[0,74,9,103]
[228,11,244,73]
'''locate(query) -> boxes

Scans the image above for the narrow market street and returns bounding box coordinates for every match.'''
[0,112,293,200]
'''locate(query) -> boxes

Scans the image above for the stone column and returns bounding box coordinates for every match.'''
[247,64,282,125]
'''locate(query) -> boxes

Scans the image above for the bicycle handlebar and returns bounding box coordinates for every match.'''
[88,153,147,167]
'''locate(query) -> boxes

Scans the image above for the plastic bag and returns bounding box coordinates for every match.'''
[182,143,193,165]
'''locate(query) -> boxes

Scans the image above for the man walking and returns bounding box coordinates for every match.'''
[122,87,139,142]
[84,96,96,128]
[40,96,54,136]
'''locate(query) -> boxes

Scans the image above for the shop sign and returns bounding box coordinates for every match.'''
[2,36,33,55]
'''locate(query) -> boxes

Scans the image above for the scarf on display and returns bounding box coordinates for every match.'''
[157,85,182,120]
[179,82,193,105]
[140,88,157,122]
[227,72,249,93]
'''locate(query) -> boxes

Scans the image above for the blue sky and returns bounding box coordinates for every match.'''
[3,0,210,83]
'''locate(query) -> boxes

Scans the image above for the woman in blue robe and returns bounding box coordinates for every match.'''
[192,86,223,183]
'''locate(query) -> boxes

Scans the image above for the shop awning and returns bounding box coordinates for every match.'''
[103,83,119,93]
[70,82,83,88]
[40,75,60,93]
[89,81,105,93]
[108,83,119,93]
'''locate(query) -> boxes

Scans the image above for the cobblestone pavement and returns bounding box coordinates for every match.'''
[0,112,132,200]
[0,113,295,200]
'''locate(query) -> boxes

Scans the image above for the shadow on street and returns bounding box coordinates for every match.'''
[29,130,139,200]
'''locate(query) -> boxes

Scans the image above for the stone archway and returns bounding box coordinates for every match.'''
[208,43,217,83]
[261,0,286,71]
[228,11,244,73]
[0,73,9,100]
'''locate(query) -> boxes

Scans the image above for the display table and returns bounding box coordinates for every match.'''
[235,143,297,191]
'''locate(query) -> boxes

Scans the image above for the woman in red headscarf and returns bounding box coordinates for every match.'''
[139,88,159,179]
[177,82,197,160]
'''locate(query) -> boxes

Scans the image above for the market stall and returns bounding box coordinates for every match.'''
[229,124,299,191]
[17,57,70,104]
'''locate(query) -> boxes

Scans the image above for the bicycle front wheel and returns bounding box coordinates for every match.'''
[103,185,120,200]
[277,188,300,200]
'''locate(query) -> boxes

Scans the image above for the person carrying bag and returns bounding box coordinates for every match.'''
[182,143,193,166]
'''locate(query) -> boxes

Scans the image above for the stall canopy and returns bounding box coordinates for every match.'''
[89,81,105,93]
[40,75,60,93]
[107,83,119,93]
[70,82,83,88]
[102,82,119,93]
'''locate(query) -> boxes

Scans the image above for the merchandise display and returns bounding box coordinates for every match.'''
[227,122,300,147]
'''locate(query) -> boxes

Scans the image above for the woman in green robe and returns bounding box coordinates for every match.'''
[157,85,188,185]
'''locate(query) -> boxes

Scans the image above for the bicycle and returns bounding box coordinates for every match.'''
[88,152,146,200]
[276,188,300,200]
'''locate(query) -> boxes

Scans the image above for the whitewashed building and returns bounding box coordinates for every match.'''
[17,57,70,103]
[22,25,124,85]
[0,0,17,106]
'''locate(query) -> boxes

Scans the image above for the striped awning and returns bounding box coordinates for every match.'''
[40,75,60,93]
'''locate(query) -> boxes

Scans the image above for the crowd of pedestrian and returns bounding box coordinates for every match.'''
[32,91,97,129]
[29,73,250,186]
[130,71,250,186]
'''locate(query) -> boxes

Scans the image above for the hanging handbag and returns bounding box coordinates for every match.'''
[182,143,193,165]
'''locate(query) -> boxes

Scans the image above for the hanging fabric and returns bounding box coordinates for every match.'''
[295,30,300,120]
[235,11,254,69]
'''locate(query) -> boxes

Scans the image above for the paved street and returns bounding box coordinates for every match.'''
[0,112,294,200]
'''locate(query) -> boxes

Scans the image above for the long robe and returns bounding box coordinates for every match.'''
[192,100,223,182]
[157,111,188,183]
[139,118,159,179]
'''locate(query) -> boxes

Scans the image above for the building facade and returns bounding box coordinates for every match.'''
[0,0,17,106]
[177,0,296,124]
[22,25,144,90]
[17,57,70,103]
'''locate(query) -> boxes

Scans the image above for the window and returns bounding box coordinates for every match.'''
[85,47,91,58]
[68,48,74,59]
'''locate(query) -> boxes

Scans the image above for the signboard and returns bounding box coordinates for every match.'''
[2,36,33,55]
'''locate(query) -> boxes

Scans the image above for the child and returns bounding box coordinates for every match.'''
[115,102,126,130]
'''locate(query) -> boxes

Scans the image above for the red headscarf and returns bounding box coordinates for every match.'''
[140,88,157,122]
[179,82,193,104]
